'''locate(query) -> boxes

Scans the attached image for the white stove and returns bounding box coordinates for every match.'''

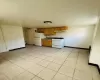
[52,38,64,48]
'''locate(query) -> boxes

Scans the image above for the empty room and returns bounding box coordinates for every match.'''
[0,0,100,80]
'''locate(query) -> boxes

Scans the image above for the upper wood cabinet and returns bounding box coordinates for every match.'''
[54,26,68,31]
[44,28,56,36]
[61,26,68,30]
[37,28,44,33]
[37,26,68,35]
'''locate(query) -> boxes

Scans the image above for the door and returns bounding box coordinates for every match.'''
[0,27,7,53]
[25,28,35,44]
[1,26,25,50]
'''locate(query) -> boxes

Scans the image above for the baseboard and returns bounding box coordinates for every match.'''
[64,46,89,50]
[88,63,100,74]
[9,47,26,51]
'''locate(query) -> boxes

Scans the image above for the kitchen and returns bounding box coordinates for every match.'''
[24,26,67,49]
[23,26,94,49]
[34,26,67,49]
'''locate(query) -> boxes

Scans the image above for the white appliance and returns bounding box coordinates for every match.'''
[34,33,45,46]
[52,38,64,48]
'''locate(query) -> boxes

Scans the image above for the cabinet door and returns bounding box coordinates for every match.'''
[37,28,44,33]
[0,28,7,53]
[1,26,25,50]
[42,39,52,47]
[42,39,46,46]
[47,40,52,47]
[61,26,68,30]
[44,28,56,35]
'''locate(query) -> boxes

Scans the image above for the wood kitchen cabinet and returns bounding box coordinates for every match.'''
[42,39,52,47]
[37,28,44,33]
[44,28,56,36]
[55,27,61,31]
[60,26,68,30]
[37,26,68,35]
[54,26,68,31]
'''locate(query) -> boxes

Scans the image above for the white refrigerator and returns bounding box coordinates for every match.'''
[34,33,45,46]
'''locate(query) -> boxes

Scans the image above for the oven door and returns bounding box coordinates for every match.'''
[52,39,64,48]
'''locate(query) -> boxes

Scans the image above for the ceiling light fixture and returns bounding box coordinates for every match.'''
[44,21,52,24]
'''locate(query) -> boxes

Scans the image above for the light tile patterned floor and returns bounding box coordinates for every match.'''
[0,46,100,80]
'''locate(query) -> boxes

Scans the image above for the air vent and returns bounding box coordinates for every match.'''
[44,21,52,23]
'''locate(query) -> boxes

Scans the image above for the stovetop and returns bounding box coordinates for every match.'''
[46,37,64,39]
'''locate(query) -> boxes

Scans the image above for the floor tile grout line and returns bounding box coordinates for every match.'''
[34,68,45,78]
[0,57,31,80]
[0,47,91,80]
[10,60,44,80]
[36,50,68,67]
[90,67,94,80]
[51,49,73,80]
[72,50,93,80]
[72,50,80,80]
[36,50,60,68]
[0,73,11,80]
[36,60,52,68]
[12,70,28,80]
[1,55,51,80]
[7,59,42,79]
[8,61,36,76]
[7,50,59,80]
[33,49,73,80]
[31,50,59,79]
[31,76,44,80]
[34,50,62,79]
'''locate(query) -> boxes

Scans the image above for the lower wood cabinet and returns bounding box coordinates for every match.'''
[42,39,52,47]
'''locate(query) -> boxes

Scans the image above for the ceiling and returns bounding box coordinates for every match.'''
[0,0,100,27]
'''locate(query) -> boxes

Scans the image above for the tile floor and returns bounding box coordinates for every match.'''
[0,46,100,80]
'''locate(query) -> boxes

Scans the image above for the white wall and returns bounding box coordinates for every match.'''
[1,25,25,50]
[89,19,100,68]
[0,27,8,53]
[49,25,95,48]
[91,24,98,47]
